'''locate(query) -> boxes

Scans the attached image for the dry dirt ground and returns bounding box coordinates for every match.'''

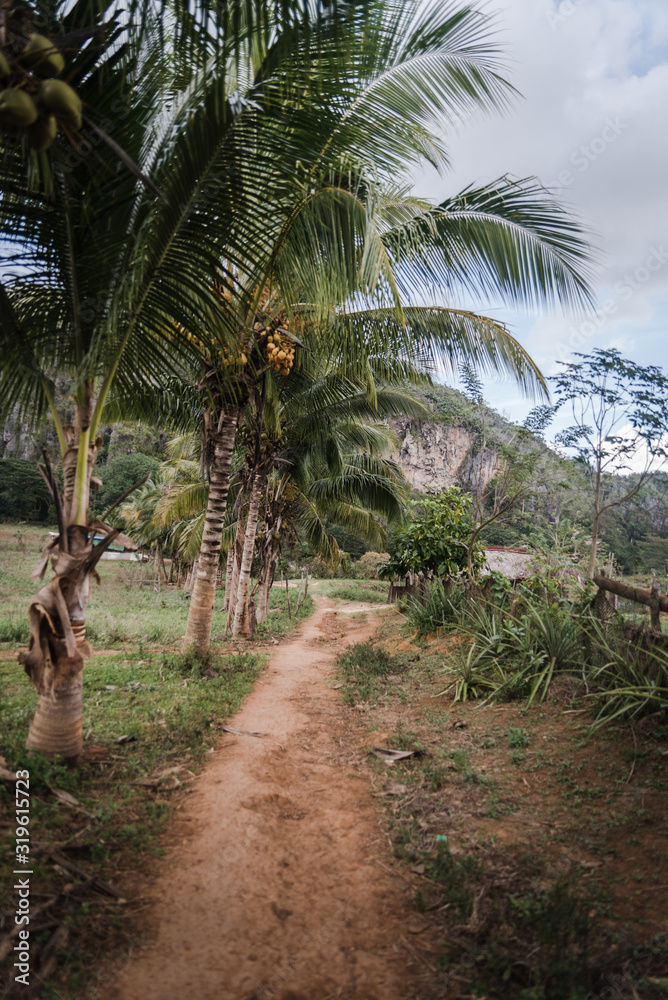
[99,597,425,1000]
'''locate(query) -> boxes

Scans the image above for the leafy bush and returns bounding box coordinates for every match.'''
[0,459,52,523]
[431,581,668,727]
[404,578,467,635]
[381,488,484,580]
[91,453,160,517]
[351,551,390,579]
[585,621,668,727]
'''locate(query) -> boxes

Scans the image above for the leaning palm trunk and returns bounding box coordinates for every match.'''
[183,406,240,653]
[225,500,247,634]
[223,490,244,613]
[257,522,281,623]
[232,471,266,638]
[19,397,136,761]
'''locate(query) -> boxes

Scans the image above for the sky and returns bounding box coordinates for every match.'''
[411,0,668,430]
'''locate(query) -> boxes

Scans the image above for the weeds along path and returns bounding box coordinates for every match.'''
[101,596,416,1000]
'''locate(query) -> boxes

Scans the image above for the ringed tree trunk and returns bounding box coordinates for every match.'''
[223,543,235,612]
[19,390,137,762]
[183,405,240,654]
[257,518,281,623]
[225,510,246,635]
[232,471,266,639]
[223,490,244,614]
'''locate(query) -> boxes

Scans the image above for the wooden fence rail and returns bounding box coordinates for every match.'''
[594,573,666,633]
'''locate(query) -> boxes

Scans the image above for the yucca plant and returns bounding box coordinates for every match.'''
[440,640,507,703]
[584,621,668,728]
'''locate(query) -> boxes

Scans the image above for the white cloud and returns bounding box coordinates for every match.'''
[413,0,668,419]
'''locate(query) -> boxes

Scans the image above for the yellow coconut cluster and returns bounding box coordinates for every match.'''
[264,332,295,375]
[220,345,248,367]
[0,16,83,151]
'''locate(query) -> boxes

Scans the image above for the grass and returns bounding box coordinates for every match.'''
[0,524,313,649]
[336,640,409,705]
[0,647,265,998]
[335,611,668,1000]
[318,579,389,603]
[0,523,313,998]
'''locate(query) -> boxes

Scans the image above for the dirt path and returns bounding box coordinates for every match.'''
[100,598,420,1000]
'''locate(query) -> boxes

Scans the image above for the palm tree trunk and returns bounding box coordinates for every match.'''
[257,537,279,623]
[232,471,265,638]
[26,669,84,760]
[183,406,240,653]
[223,543,235,612]
[225,507,246,634]
[19,392,102,762]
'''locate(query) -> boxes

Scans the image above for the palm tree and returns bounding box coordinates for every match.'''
[2,0,400,757]
[123,366,419,634]
[228,361,424,637]
[1,0,596,755]
[181,164,595,652]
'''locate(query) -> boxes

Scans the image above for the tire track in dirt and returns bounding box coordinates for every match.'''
[100,597,420,1000]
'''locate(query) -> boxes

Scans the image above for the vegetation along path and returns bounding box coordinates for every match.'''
[101,596,419,1000]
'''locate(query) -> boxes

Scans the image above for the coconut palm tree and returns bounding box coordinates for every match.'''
[227,360,424,636]
[2,0,417,757]
[124,367,418,635]
[1,0,596,755]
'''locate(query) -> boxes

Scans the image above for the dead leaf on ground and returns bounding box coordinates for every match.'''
[383,781,409,795]
[116,734,137,745]
[370,747,416,764]
[0,766,17,782]
[50,788,80,806]
[159,775,181,791]
[452,720,468,730]
[410,863,426,875]
[330,683,343,690]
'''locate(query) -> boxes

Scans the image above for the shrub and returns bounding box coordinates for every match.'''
[404,578,467,635]
[351,552,390,579]
[0,459,52,523]
[91,453,160,517]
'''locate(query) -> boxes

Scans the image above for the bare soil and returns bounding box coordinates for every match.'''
[99,598,422,1000]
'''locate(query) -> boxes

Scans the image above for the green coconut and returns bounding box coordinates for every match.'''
[22,34,65,77]
[27,114,57,151]
[0,52,11,80]
[0,88,38,128]
[38,79,82,128]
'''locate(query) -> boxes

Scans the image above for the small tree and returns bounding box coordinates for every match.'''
[552,349,668,578]
[382,488,484,581]
[457,368,550,573]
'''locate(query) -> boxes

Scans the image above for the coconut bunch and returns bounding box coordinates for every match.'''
[0,6,83,151]
[263,329,296,376]
[220,345,248,367]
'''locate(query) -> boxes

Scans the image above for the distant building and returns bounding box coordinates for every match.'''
[484,546,532,582]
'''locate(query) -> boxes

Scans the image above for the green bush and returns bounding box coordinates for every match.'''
[351,551,390,579]
[404,578,467,635]
[91,453,160,517]
[0,459,52,523]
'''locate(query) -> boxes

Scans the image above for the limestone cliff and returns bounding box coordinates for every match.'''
[385,416,502,493]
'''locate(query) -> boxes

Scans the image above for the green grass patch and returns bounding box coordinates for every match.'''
[254,589,314,638]
[0,647,266,997]
[336,640,408,705]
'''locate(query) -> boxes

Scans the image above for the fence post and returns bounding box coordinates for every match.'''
[650,571,662,633]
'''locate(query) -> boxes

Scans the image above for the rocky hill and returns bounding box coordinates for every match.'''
[384,383,543,494]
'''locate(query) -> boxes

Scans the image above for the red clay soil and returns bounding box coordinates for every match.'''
[99,598,422,1000]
